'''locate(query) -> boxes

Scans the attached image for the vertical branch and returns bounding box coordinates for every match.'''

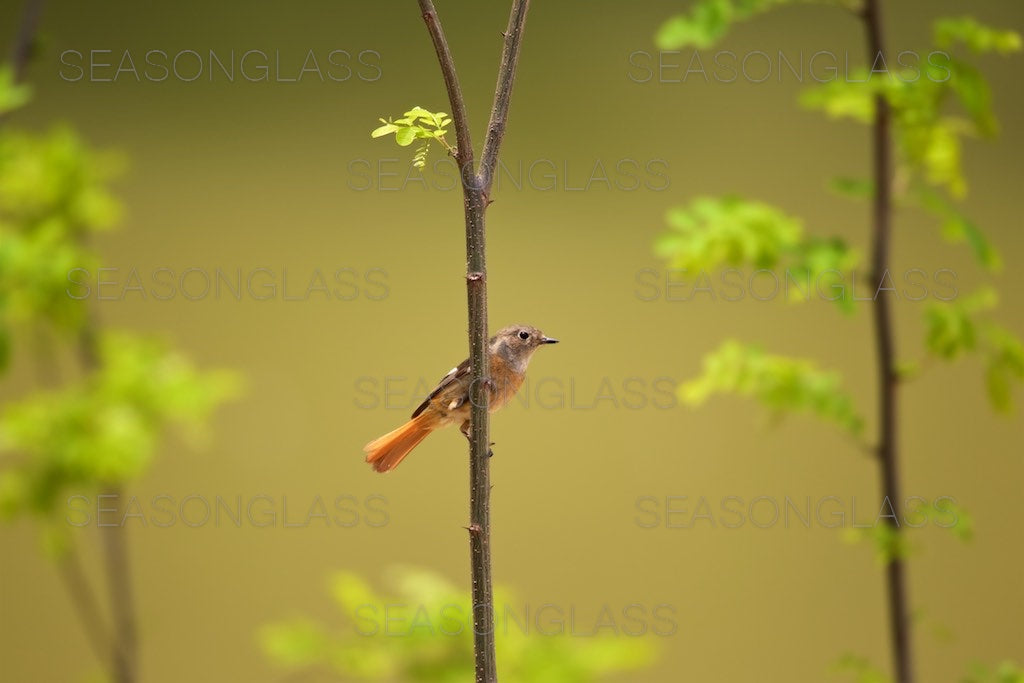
[4,2,136,679]
[8,0,43,81]
[417,0,475,182]
[57,541,119,671]
[99,486,138,683]
[862,1,913,682]
[79,304,138,683]
[479,0,531,195]
[415,2,530,681]
[0,0,43,126]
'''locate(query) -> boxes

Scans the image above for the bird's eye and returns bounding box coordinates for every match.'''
[518,330,530,340]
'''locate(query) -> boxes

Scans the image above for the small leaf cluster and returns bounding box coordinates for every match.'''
[962,660,1024,683]
[0,125,122,353]
[833,653,891,683]
[656,0,802,50]
[922,288,1024,412]
[0,65,32,115]
[681,340,864,436]
[655,196,858,311]
[372,106,453,169]
[801,18,1021,202]
[260,566,658,683]
[843,497,972,564]
[0,333,239,520]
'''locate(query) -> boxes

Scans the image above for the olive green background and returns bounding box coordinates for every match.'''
[1,1,1021,681]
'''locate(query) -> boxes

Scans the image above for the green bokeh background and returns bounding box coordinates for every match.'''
[1,1,1021,681]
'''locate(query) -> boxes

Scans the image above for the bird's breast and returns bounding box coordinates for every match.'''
[488,355,526,411]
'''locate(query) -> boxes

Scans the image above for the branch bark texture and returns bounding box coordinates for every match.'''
[415,2,531,681]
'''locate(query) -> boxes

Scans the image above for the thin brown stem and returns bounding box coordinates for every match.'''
[479,0,530,196]
[78,303,138,683]
[0,0,43,126]
[417,0,475,177]
[415,2,531,681]
[8,0,43,81]
[862,1,914,682]
[98,485,138,683]
[56,541,119,670]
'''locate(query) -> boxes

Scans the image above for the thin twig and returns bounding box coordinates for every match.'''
[56,540,124,672]
[417,0,475,176]
[0,0,44,127]
[8,0,43,82]
[862,1,914,682]
[98,485,138,683]
[77,285,138,683]
[479,0,530,196]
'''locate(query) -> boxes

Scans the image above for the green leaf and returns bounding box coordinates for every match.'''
[0,65,32,115]
[948,60,997,137]
[0,324,9,373]
[656,196,857,312]
[917,188,1001,271]
[0,127,124,334]
[258,619,329,668]
[656,196,803,270]
[983,324,1024,413]
[262,566,660,682]
[962,659,1024,683]
[402,106,434,120]
[800,75,877,124]
[394,127,417,147]
[655,0,791,50]
[829,177,873,199]
[934,17,1022,55]
[0,332,240,517]
[922,288,994,360]
[370,123,398,138]
[833,653,892,683]
[681,340,864,435]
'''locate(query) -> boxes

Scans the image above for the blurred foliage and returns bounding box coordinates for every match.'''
[0,117,122,349]
[917,188,1000,271]
[963,660,1024,683]
[836,655,1024,683]
[653,0,843,50]
[800,17,1021,204]
[655,196,858,312]
[843,497,972,564]
[921,288,1024,412]
[372,106,453,169]
[834,653,891,683]
[0,69,239,535]
[653,9,1023,676]
[0,332,239,520]
[261,566,659,682]
[0,65,32,115]
[933,17,1022,54]
[655,9,1023,430]
[682,340,863,436]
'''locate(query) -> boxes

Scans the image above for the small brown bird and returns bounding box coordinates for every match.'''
[364,324,558,472]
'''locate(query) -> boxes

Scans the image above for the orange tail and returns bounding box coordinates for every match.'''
[364,413,435,472]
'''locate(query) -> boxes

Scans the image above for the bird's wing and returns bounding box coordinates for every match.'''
[411,357,471,418]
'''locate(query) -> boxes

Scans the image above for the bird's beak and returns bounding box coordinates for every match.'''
[540,336,559,344]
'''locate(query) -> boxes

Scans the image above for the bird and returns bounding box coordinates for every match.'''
[364,324,559,472]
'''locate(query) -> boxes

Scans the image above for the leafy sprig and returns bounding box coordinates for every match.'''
[371,106,454,169]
